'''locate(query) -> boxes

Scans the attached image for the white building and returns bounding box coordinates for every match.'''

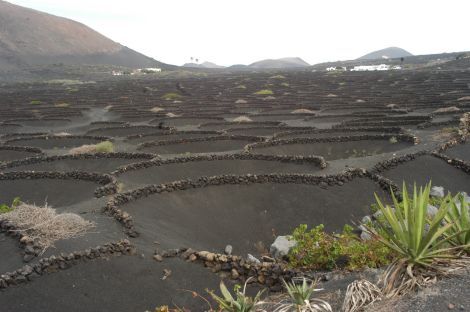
[142,68,162,73]
[326,66,347,72]
[351,64,390,71]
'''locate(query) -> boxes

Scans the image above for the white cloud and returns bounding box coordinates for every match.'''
[7,0,470,66]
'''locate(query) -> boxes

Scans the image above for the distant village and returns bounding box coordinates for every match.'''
[326,64,402,72]
[112,67,162,76]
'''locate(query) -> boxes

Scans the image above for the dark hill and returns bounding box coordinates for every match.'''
[358,47,413,60]
[249,57,310,69]
[0,0,172,71]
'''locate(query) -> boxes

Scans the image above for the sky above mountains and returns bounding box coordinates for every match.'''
[8,0,470,66]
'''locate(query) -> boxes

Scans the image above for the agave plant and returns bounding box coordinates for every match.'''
[366,182,462,296]
[445,193,470,248]
[208,279,264,312]
[273,278,332,312]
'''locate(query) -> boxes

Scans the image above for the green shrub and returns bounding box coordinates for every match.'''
[235,84,246,89]
[30,100,42,105]
[0,197,21,214]
[161,92,183,100]
[254,89,273,95]
[288,224,393,271]
[95,141,114,153]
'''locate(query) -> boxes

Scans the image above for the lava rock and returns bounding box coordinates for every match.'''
[247,254,261,265]
[224,245,233,256]
[270,236,296,259]
[430,186,445,198]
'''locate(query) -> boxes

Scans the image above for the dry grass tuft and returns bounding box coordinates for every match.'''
[150,106,164,113]
[457,96,470,101]
[342,280,382,312]
[166,112,179,118]
[69,144,97,154]
[433,106,460,113]
[0,203,95,252]
[233,115,253,122]
[69,141,114,154]
[291,108,315,114]
[54,132,71,137]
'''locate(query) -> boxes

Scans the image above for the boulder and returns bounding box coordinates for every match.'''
[270,236,296,259]
[430,186,445,198]
[359,225,372,241]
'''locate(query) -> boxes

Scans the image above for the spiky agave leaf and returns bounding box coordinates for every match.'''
[445,193,470,247]
[368,182,455,267]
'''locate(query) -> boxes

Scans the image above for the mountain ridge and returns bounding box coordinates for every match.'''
[0,0,172,71]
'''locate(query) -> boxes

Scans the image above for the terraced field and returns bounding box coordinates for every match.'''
[1,69,470,311]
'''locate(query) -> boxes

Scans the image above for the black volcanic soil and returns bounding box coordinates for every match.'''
[138,138,255,155]
[0,178,100,208]
[0,68,469,312]
[0,255,222,312]
[0,149,41,162]
[380,155,470,194]
[0,233,24,273]
[3,156,151,173]
[443,142,470,162]
[117,158,321,191]
[251,140,412,160]
[121,178,387,255]
[8,137,103,149]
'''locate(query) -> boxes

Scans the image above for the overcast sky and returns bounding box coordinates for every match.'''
[8,0,470,66]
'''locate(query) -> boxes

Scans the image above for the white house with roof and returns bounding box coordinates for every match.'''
[351,64,390,71]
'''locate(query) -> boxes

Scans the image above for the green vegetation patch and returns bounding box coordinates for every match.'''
[289,224,394,271]
[95,141,115,153]
[254,89,274,95]
[0,197,21,214]
[161,92,183,100]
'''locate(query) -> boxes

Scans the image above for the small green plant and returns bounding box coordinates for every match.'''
[288,224,393,271]
[283,278,316,305]
[279,278,332,312]
[30,100,42,105]
[161,93,183,100]
[95,141,115,153]
[254,89,273,95]
[281,82,290,87]
[289,224,342,270]
[235,84,246,89]
[208,279,264,312]
[0,197,21,214]
[389,136,398,144]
